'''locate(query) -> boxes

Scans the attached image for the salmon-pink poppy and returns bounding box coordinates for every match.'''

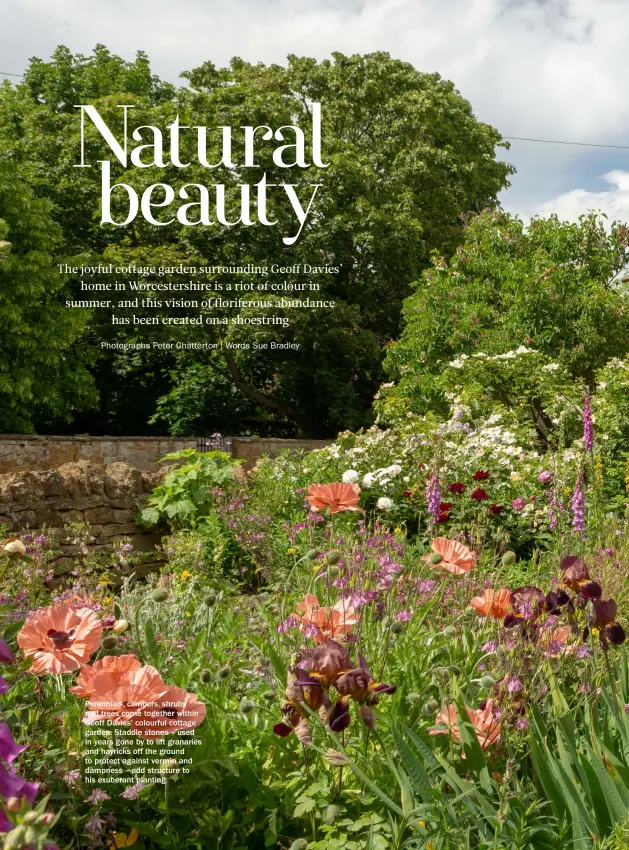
[131,684,206,740]
[422,537,476,575]
[430,699,500,750]
[295,594,360,643]
[470,588,511,619]
[17,605,103,675]
[70,654,142,698]
[84,664,168,727]
[306,483,363,514]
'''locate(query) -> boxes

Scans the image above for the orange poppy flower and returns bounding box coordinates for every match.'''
[70,654,142,698]
[306,483,363,514]
[84,664,168,727]
[430,699,500,750]
[131,684,206,740]
[295,594,360,644]
[17,605,103,675]
[422,537,476,575]
[470,588,511,619]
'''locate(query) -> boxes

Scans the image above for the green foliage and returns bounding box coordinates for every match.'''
[138,449,242,529]
[0,158,96,431]
[382,210,629,443]
[0,46,513,437]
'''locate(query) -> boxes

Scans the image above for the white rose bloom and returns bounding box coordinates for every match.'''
[387,464,402,478]
[362,473,375,488]
[342,469,360,484]
[4,539,26,556]
[376,497,394,511]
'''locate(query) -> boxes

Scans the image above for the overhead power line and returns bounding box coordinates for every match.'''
[504,135,629,151]
[0,71,23,77]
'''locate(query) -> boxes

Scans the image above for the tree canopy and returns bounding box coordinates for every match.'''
[0,46,513,436]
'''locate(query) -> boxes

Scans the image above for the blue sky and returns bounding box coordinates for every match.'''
[2,0,628,223]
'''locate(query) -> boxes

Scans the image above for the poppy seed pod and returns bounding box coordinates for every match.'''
[502,551,516,567]
[200,670,212,684]
[101,635,119,651]
[217,667,230,679]
[429,552,443,565]
[422,699,439,717]
[151,588,169,603]
[306,549,320,561]
[204,593,217,607]
[326,550,341,566]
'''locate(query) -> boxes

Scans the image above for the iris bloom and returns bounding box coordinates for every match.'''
[306,482,363,514]
[17,605,102,674]
[430,699,500,750]
[333,654,396,730]
[307,640,352,689]
[295,594,359,644]
[470,588,511,619]
[422,538,476,575]
[589,598,626,645]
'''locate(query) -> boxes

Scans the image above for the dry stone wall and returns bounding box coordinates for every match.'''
[0,461,164,557]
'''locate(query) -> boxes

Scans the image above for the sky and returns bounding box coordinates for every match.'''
[2,0,628,224]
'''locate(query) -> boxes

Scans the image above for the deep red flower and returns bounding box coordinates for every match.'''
[472,470,490,481]
[447,482,465,494]
[471,488,489,502]
[435,502,453,522]
[489,504,503,515]
[403,490,412,498]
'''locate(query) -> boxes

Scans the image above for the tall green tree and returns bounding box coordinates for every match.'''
[0,159,96,431]
[0,47,514,436]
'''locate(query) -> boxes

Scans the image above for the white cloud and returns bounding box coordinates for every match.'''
[534,171,629,224]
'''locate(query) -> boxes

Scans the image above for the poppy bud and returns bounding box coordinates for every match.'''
[151,588,169,603]
[606,623,626,645]
[217,667,230,679]
[101,635,119,651]
[5,798,21,813]
[407,693,422,705]
[306,549,320,560]
[239,698,254,714]
[325,804,341,825]
[204,593,217,607]
[502,551,516,566]
[112,619,129,634]
[421,699,439,717]
[200,670,212,684]
[434,667,450,683]
[291,840,309,850]
[429,553,443,565]
[328,566,340,577]
[262,690,275,702]
[391,621,405,634]
[22,812,39,826]
[448,665,461,677]
[159,758,180,776]
[326,550,341,566]
[479,675,496,688]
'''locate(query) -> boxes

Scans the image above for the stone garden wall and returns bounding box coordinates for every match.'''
[0,460,164,558]
[0,435,330,475]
